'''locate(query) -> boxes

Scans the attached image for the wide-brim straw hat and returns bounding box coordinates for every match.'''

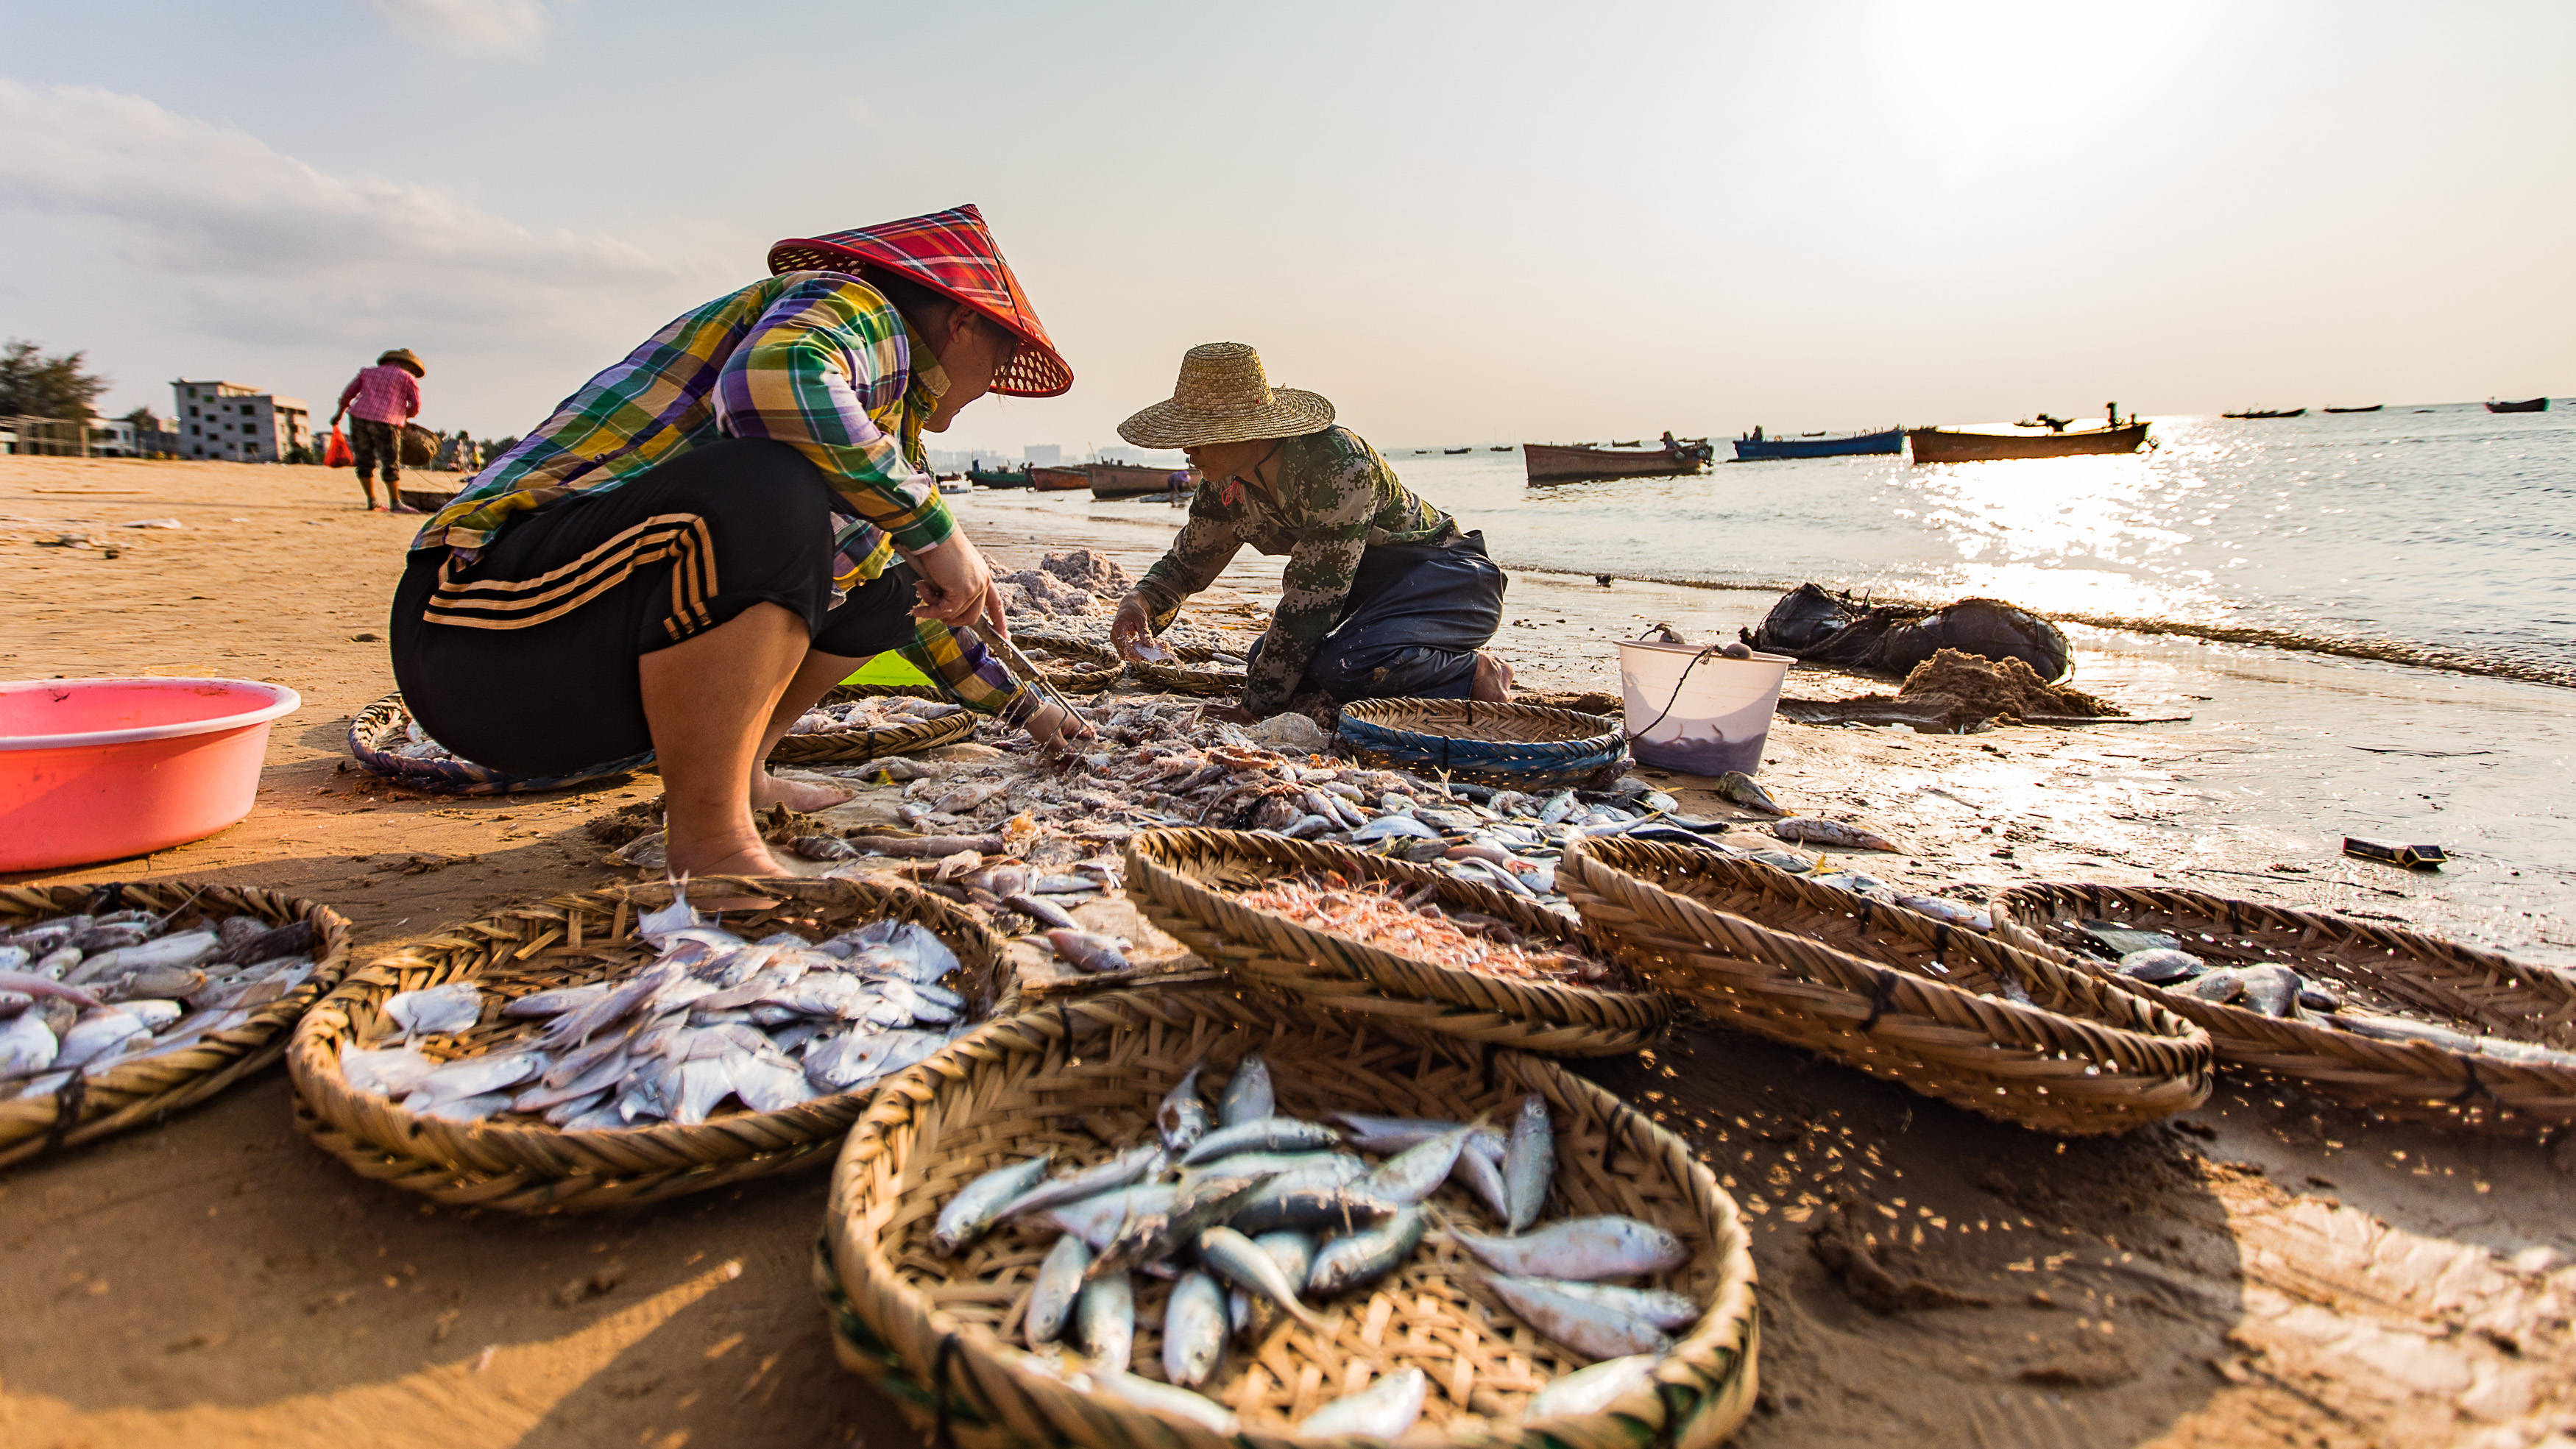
[768,204,1072,398]
[378,348,425,378]
[1118,342,1334,449]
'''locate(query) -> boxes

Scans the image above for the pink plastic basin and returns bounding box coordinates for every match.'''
[0,677,302,873]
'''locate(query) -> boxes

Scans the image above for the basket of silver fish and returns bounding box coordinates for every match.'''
[348,692,657,796]
[1336,701,1630,791]
[768,687,978,765]
[818,985,1759,1449]
[1,880,350,1168]
[1125,829,1668,1057]
[1991,882,2576,1133]
[286,874,1013,1213]
[1558,840,2213,1136]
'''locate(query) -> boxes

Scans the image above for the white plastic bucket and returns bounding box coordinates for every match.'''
[1616,642,1794,776]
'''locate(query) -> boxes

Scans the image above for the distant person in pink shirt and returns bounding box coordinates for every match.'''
[333,348,425,512]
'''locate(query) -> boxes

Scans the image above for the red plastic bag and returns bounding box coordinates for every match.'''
[323,425,353,468]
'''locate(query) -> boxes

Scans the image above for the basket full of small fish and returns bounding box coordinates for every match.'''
[286,875,1013,1213]
[1335,700,1630,791]
[348,692,657,796]
[1,881,350,1168]
[1559,840,2215,1136]
[768,687,977,766]
[1992,882,2576,1133]
[1126,829,1669,1057]
[819,986,1758,1449]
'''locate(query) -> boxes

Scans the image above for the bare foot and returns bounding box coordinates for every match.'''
[665,837,786,882]
[751,770,855,812]
[1471,651,1515,703]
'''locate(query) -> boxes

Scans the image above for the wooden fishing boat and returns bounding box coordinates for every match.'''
[2322,405,2383,414]
[1489,445,1512,451]
[2222,408,2305,419]
[2486,397,2550,414]
[966,465,1030,486]
[1443,447,1473,454]
[1029,465,1089,491]
[1088,462,1181,498]
[1734,427,1903,461]
[1907,422,2149,464]
[1523,438,1715,485]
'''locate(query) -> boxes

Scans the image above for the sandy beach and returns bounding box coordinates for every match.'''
[4,456,2572,1449]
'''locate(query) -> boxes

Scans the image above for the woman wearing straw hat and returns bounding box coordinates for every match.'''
[1111,343,1512,721]
[332,347,426,513]
[391,205,1089,878]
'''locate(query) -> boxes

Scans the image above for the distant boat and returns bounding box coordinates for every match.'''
[1089,462,1181,498]
[2222,408,2305,419]
[1489,445,1512,452]
[2321,405,2383,414]
[1030,465,1089,491]
[1443,447,1472,454]
[1908,422,2150,464]
[1412,448,1429,453]
[966,465,1031,487]
[1734,427,1904,461]
[2486,397,2549,414]
[1799,431,1827,437]
[1524,438,1715,485]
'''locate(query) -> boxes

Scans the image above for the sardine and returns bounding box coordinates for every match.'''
[1197,1225,1324,1331]
[1157,1061,1212,1152]
[1217,1052,1274,1127]
[1044,1184,1181,1250]
[1003,893,1081,932]
[1504,1094,1554,1233]
[1540,790,1579,826]
[1298,1367,1427,1439]
[1181,1116,1341,1165]
[1074,1270,1134,1372]
[1094,1368,1235,1433]
[1025,1233,1091,1347]
[1187,1151,1367,1187]
[1362,1122,1476,1205]
[1043,929,1132,974]
[933,1152,1055,1254]
[1089,1170,1278,1276]
[1328,1113,1505,1163]
[1306,1205,1428,1296]
[1769,818,1902,852]
[385,981,484,1036]
[1485,1273,1673,1359]
[999,1143,1167,1221]
[1227,1180,1400,1237]
[2116,948,2204,984]
[1526,1355,1659,1420]
[1518,1278,1699,1330]
[1350,814,1441,844]
[1451,1137,1514,1219]
[1714,771,1786,815]
[1232,1230,1317,1335]
[1161,1270,1229,1386]
[1452,1216,1689,1280]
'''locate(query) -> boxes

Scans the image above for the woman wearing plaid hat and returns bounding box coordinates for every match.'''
[392,205,1082,878]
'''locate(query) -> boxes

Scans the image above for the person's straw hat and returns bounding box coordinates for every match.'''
[378,348,425,378]
[1118,343,1334,449]
[768,204,1072,398]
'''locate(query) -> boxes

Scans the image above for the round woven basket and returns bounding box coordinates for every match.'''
[821,985,1759,1449]
[1559,840,2212,1135]
[1,880,352,1168]
[1132,660,1244,697]
[347,692,654,796]
[287,875,1015,1213]
[1124,829,1668,1057]
[768,686,979,765]
[1336,700,1630,790]
[1008,631,1131,693]
[1992,882,2576,1133]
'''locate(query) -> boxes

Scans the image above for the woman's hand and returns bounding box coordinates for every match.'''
[1110,594,1170,662]
[910,534,1005,635]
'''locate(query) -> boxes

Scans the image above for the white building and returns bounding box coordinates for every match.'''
[1023,444,1061,467]
[172,380,314,462]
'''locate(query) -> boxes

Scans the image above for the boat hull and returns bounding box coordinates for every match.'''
[1733,428,1903,461]
[2321,405,2383,414]
[1522,442,1713,484]
[1907,422,2149,463]
[1089,463,1181,498]
[966,468,1030,487]
[1029,466,1090,491]
[2486,397,2549,414]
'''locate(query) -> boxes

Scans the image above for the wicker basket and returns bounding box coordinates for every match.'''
[1336,699,1630,790]
[1560,840,2213,1135]
[1992,882,2576,1133]
[1125,829,1668,1057]
[287,875,1015,1213]
[821,985,1759,1449]
[768,686,979,765]
[347,692,654,796]
[1,880,352,1168]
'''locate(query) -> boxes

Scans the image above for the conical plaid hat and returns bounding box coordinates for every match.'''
[768,205,1071,398]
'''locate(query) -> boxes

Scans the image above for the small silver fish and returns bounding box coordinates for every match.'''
[1216,1052,1273,1127]
[66,929,219,985]
[1714,771,1786,815]
[1540,790,1579,826]
[933,1152,1055,1255]
[1451,1137,1514,1220]
[1525,1278,1700,1330]
[1197,1225,1324,1331]
[1299,1367,1428,1439]
[1003,893,1080,932]
[1161,1270,1229,1386]
[1504,1094,1554,1233]
[1025,1233,1091,1347]
[0,971,104,1010]
[999,1144,1167,1222]
[1181,1116,1341,1165]
[1364,1122,1477,1206]
[1090,1171,1277,1277]
[416,1091,514,1123]
[1074,1270,1134,1372]
[406,1050,543,1107]
[1526,1355,1659,1420]
[1232,1230,1317,1335]
[1158,1061,1212,1153]
[0,1011,57,1077]
[1350,814,1442,845]
[340,1043,440,1097]
[1484,1274,1674,1359]
[1769,817,1902,852]
[2179,967,2249,1004]
[384,981,484,1036]
[1044,929,1133,974]
[1452,1216,1689,1280]
[2116,948,2204,984]
[1307,1205,1429,1297]
[1094,1369,1234,1433]
[57,1010,149,1069]
[1044,1184,1181,1250]
[503,982,612,1019]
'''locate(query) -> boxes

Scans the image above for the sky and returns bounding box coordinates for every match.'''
[2,1,2571,453]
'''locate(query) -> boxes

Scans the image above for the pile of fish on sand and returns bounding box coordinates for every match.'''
[2070,919,2576,1066]
[337,886,977,1128]
[776,697,1990,973]
[928,1053,1696,1435]
[786,695,969,738]
[1,909,322,1100]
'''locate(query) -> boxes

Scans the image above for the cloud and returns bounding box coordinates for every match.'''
[0,79,715,362]
[367,0,553,55]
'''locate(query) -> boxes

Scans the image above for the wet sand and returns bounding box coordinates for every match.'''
[3,458,2572,1448]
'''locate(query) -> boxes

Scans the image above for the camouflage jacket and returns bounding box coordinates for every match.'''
[1135,428,1457,715]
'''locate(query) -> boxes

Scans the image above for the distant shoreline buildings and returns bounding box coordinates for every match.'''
[172,380,311,462]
